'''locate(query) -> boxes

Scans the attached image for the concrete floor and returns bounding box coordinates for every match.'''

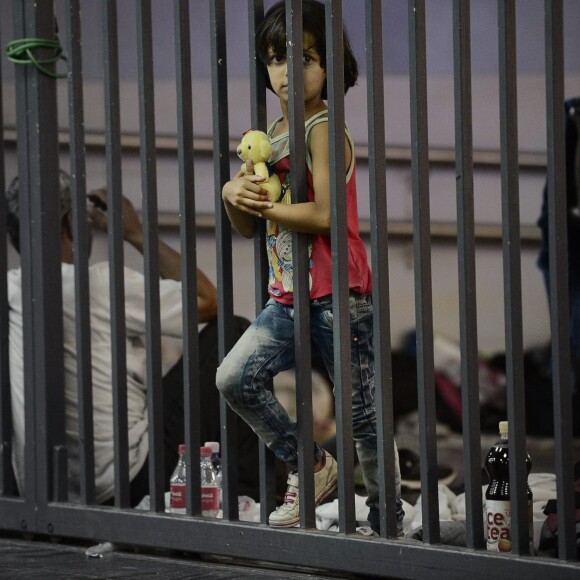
[0,533,358,580]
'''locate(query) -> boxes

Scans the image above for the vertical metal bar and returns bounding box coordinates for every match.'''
[174,0,201,516]
[286,0,315,530]
[545,0,576,561]
[452,0,484,550]
[210,0,239,520]
[12,0,37,511]
[102,0,130,509]
[408,0,440,544]
[326,0,355,534]
[66,0,95,505]
[0,3,15,497]
[498,0,528,555]
[15,0,67,507]
[136,0,164,513]
[365,0,397,539]
[247,0,277,523]
[248,3,267,132]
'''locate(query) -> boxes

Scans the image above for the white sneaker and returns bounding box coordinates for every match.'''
[269,450,338,528]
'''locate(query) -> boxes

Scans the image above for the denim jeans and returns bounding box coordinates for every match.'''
[216,292,404,534]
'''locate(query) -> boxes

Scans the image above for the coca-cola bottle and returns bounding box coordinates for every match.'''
[485,421,533,552]
[169,443,187,514]
[200,446,220,517]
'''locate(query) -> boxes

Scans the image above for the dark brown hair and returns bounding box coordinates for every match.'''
[255,0,358,100]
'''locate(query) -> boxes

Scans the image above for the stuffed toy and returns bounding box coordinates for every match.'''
[237,130,281,201]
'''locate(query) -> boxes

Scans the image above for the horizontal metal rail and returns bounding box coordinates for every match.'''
[0,0,577,578]
[1,127,553,169]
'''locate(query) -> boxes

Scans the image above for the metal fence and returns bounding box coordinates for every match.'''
[0,1,578,578]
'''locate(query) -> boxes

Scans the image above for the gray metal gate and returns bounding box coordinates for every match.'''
[0,1,578,578]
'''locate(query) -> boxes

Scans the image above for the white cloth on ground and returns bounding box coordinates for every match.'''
[102,473,555,547]
[413,473,556,549]
[315,495,416,533]
[311,473,557,546]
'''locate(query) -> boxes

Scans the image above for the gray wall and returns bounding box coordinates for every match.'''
[3,0,580,352]
[4,1,580,80]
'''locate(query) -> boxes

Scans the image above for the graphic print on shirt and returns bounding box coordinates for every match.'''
[267,175,312,296]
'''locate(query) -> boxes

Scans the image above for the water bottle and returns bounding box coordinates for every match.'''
[204,441,222,507]
[200,446,220,517]
[204,441,222,474]
[169,443,187,514]
[484,421,533,552]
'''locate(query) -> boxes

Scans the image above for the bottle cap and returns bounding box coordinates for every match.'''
[200,446,212,457]
[204,441,220,454]
[499,421,508,436]
[178,443,186,455]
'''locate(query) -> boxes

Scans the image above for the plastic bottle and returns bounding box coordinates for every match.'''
[484,421,533,552]
[204,441,222,508]
[200,446,220,517]
[169,443,187,514]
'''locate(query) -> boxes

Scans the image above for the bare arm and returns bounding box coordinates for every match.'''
[88,188,218,320]
[194,267,218,322]
[221,162,272,238]
[259,123,351,235]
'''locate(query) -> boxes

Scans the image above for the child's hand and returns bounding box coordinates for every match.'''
[222,161,273,217]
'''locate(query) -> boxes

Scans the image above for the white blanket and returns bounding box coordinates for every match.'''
[313,473,557,548]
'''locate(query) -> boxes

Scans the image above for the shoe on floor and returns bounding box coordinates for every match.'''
[399,448,457,490]
[269,450,338,528]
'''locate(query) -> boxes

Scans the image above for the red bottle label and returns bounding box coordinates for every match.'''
[201,486,220,512]
[170,482,186,510]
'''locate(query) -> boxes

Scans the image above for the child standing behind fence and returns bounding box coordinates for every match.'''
[216,0,404,536]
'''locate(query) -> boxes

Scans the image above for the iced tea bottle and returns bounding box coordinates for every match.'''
[485,421,533,552]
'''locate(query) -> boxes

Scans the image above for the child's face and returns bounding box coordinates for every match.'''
[266,32,326,107]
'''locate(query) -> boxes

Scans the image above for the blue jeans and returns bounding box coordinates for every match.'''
[216,292,404,534]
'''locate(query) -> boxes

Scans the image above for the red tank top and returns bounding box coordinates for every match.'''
[265,110,372,305]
